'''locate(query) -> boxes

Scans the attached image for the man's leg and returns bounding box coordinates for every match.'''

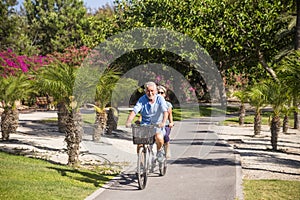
[155,132,164,150]
[136,144,143,154]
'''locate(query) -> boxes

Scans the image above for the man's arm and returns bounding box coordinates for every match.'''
[126,111,136,127]
[159,111,168,128]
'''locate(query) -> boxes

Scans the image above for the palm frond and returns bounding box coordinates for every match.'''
[36,62,77,102]
[0,73,34,107]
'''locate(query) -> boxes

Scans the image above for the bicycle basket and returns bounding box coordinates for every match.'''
[132,125,156,144]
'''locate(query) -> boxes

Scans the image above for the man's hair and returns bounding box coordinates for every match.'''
[144,81,157,91]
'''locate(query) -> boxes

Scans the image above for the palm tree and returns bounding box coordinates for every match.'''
[106,78,139,135]
[36,61,83,166]
[233,90,249,125]
[0,74,33,140]
[247,83,266,136]
[277,51,300,130]
[93,68,120,141]
[281,103,293,134]
[264,80,288,150]
[106,107,118,135]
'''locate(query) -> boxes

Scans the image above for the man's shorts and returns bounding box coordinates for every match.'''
[154,126,166,137]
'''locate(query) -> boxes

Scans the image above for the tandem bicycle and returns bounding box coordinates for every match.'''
[131,124,167,190]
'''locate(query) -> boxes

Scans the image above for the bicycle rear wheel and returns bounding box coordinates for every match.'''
[137,146,148,189]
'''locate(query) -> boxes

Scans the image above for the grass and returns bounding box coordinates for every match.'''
[222,115,270,126]
[243,179,300,200]
[222,112,295,127]
[0,151,116,200]
[173,105,230,121]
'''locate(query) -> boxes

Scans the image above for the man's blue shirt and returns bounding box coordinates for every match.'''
[133,94,168,124]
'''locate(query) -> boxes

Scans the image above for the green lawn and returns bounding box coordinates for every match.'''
[222,112,295,127]
[243,179,300,200]
[0,151,116,200]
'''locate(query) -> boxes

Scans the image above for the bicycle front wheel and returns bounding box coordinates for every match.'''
[137,146,148,189]
[159,148,167,176]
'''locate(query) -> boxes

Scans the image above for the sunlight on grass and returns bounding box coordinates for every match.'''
[243,179,300,200]
[0,151,115,200]
[222,114,295,127]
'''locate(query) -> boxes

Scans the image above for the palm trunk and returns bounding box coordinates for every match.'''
[106,107,118,135]
[294,111,299,129]
[271,116,280,151]
[254,111,262,135]
[294,0,300,129]
[282,115,289,134]
[65,111,83,166]
[93,110,107,142]
[57,102,68,133]
[1,108,19,141]
[239,104,245,125]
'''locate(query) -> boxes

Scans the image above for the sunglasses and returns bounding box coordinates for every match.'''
[158,91,165,94]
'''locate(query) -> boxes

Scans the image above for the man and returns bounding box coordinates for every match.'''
[126,81,168,160]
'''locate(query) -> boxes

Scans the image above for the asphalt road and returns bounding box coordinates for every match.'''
[87,118,244,200]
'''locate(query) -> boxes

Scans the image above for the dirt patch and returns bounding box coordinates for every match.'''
[217,124,300,181]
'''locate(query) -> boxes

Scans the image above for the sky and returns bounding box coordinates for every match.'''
[82,0,114,9]
[17,0,114,10]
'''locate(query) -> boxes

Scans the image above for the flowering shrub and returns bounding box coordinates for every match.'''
[0,46,91,78]
[0,49,50,77]
[48,46,91,67]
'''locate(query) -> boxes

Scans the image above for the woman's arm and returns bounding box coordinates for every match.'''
[168,107,174,128]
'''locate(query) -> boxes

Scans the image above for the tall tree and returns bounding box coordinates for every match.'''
[293,0,300,129]
[115,0,294,82]
[0,0,18,50]
[0,0,35,54]
[24,0,87,55]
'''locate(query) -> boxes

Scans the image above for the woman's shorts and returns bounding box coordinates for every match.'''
[164,126,171,143]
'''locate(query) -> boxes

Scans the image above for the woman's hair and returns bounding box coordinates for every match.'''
[157,85,167,93]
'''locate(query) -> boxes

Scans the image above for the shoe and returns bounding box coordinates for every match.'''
[156,149,164,163]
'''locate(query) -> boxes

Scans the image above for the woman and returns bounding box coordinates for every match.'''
[157,85,174,158]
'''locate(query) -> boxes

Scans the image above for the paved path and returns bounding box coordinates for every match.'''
[87,118,243,200]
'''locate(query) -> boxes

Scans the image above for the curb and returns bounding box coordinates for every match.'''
[219,139,244,200]
[85,164,136,200]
